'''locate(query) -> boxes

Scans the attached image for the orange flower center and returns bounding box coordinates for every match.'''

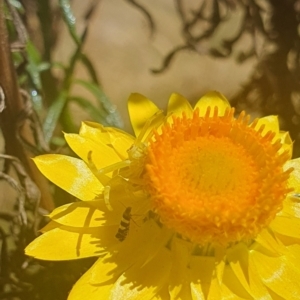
[145,107,292,245]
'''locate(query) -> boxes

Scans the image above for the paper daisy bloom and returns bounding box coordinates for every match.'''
[26,91,300,300]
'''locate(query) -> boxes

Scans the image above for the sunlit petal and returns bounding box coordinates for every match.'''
[253,115,279,136]
[47,201,106,227]
[250,249,300,298]
[68,265,114,300]
[169,239,193,300]
[194,91,230,116]
[221,265,252,299]
[278,131,293,158]
[33,154,103,200]
[284,158,300,193]
[269,216,300,239]
[25,221,118,260]
[65,133,121,169]
[167,93,193,118]
[80,122,134,159]
[128,93,160,137]
[109,247,172,300]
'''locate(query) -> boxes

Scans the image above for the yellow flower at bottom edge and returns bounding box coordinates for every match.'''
[25,91,300,300]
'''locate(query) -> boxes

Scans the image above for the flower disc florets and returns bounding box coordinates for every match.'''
[145,107,292,245]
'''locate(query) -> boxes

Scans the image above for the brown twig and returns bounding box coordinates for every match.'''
[0,1,54,211]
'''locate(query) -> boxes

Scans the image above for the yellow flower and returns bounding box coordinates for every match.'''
[26,91,300,300]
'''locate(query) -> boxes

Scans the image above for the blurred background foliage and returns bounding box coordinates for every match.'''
[0,0,299,299]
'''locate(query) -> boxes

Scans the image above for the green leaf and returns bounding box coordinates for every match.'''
[30,89,43,113]
[12,51,24,68]
[80,53,99,84]
[51,136,67,147]
[73,79,123,128]
[26,40,42,64]
[37,62,51,72]
[26,40,43,89]
[51,61,67,71]
[43,92,68,143]
[59,0,81,46]
[68,96,108,124]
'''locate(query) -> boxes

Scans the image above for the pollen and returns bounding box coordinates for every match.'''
[145,107,292,245]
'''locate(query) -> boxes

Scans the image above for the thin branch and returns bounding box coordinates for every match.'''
[125,0,155,36]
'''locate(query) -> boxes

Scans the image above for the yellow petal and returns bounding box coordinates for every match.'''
[190,256,215,300]
[253,115,279,136]
[64,133,121,169]
[190,283,205,300]
[226,242,273,299]
[227,242,272,299]
[106,129,134,159]
[109,247,172,300]
[253,117,293,157]
[138,110,165,143]
[194,91,231,117]
[206,275,223,300]
[214,246,226,284]
[68,265,114,300]
[247,261,273,300]
[278,131,293,158]
[153,287,171,300]
[221,265,252,299]
[48,201,107,227]
[284,158,300,193]
[87,222,171,299]
[128,93,160,137]
[169,239,193,300]
[33,154,103,200]
[79,121,111,144]
[226,243,250,294]
[80,122,134,159]
[191,255,232,300]
[25,221,118,260]
[269,216,300,239]
[89,220,169,285]
[167,93,193,118]
[88,252,126,286]
[250,249,300,298]
[281,195,300,219]
[284,244,300,268]
[254,229,284,254]
[90,221,167,285]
